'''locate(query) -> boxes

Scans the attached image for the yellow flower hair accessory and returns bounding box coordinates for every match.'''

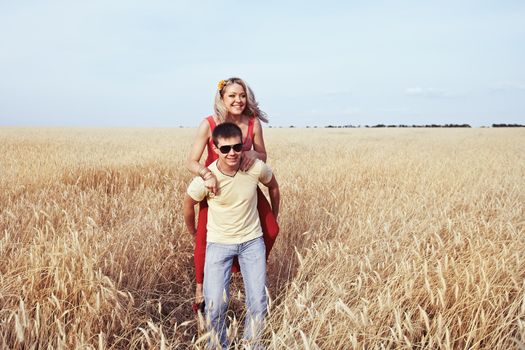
[217,79,226,90]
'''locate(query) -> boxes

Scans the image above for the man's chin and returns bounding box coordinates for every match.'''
[226,159,240,167]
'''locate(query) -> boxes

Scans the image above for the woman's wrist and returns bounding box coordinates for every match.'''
[198,166,210,178]
[199,167,214,180]
[251,150,265,162]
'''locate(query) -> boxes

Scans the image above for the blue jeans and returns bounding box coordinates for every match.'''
[204,236,267,349]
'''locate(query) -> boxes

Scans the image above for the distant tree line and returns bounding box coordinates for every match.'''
[492,124,525,127]
[267,123,524,128]
[324,124,473,128]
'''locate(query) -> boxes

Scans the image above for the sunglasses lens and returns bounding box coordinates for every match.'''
[219,143,243,154]
[219,146,231,154]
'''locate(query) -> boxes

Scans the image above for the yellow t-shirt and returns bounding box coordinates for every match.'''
[187,159,273,244]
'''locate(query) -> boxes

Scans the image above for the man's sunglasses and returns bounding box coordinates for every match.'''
[218,143,243,154]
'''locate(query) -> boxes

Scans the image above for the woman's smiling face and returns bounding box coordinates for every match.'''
[222,83,247,117]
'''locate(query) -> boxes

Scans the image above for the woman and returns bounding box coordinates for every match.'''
[186,77,279,312]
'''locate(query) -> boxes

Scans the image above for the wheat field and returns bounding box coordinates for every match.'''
[0,127,524,349]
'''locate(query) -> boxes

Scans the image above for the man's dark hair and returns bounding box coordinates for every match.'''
[212,122,243,146]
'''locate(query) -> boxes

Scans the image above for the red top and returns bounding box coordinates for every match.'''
[204,116,255,167]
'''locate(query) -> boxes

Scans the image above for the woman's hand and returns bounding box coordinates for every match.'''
[204,173,218,195]
[240,150,259,171]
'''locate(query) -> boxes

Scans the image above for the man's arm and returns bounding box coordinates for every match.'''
[262,175,280,219]
[183,194,200,236]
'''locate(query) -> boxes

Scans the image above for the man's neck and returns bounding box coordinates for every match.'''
[217,160,239,177]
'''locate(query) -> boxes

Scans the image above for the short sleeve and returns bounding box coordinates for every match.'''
[258,163,273,185]
[187,177,207,202]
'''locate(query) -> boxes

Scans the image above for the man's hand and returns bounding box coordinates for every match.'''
[263,175,280,219]
[183,194,199,236]
[188,225,197,236]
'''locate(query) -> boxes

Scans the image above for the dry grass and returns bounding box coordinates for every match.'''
[0,126,524,349]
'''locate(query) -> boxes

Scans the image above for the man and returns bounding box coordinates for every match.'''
[183,122,280,349]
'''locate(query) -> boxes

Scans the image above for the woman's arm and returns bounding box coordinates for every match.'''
[241,118,267,170]
[186,119,211,175]
[186,119,218,194]
[252,118,267,162]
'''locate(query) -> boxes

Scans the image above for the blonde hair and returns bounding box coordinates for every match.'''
[213,77,269,124]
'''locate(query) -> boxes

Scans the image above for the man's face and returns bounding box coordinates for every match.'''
[214,136,243,168]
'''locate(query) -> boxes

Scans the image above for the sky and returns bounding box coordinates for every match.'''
[0,0,524,127]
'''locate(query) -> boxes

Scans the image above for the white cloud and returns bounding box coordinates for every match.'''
[491,81,525,92]
[341,107,362,116]
[375,107,409,113]
[405,87,459,98]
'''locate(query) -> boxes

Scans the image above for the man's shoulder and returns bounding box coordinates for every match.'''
[244,159,272,184]
[247,159,265,174]
[187,175,207,201]
[188,176,205,191]
[208,160,219,172]
[190,161,218,192]
[255,159,272,174]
